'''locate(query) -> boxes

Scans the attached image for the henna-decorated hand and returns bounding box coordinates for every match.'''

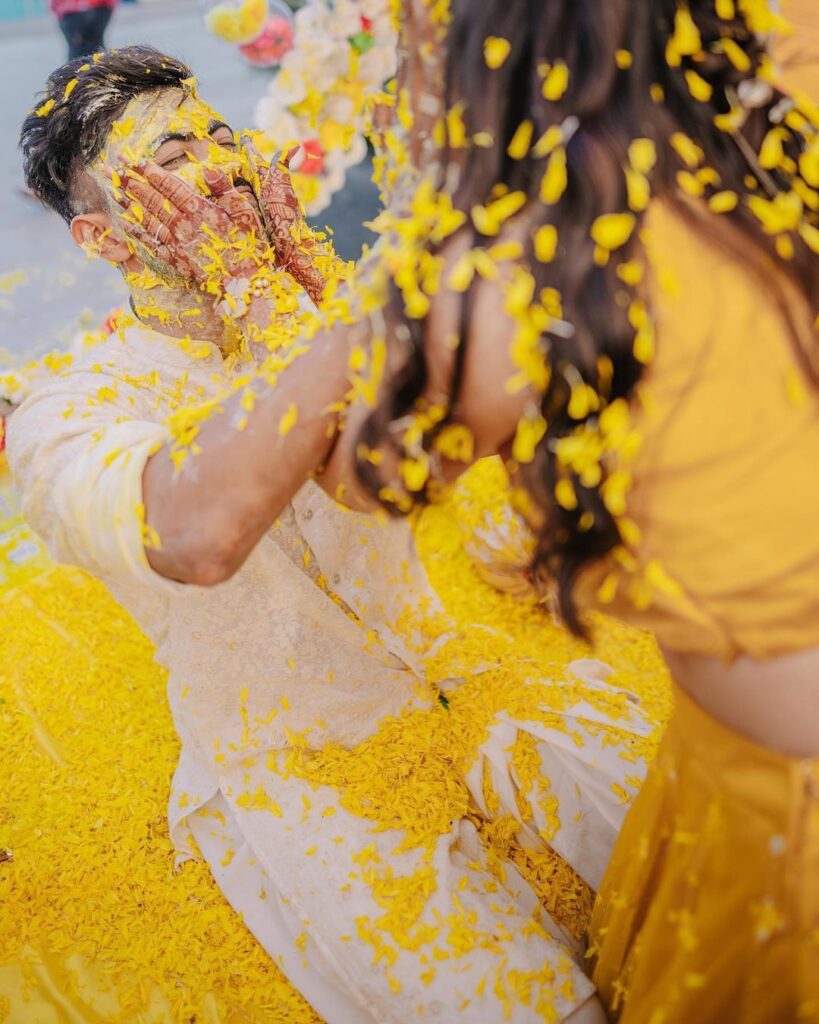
[242,138,327,306]
[113,162,270,302]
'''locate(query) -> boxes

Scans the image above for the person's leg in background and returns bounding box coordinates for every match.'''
[83,6,113,55]
[58,7,113,62]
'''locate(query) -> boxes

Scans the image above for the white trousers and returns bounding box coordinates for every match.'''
[185,661,651,1023]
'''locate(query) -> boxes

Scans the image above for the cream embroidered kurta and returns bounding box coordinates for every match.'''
[7,322,650,1022]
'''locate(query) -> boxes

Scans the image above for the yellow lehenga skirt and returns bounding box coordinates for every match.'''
[589,682,819,1024]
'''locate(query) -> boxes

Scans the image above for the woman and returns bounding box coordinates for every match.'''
[92,0,817,1020]
[340,2,819,1021]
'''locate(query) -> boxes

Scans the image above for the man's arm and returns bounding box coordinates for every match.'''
[143,322,353,585]
[6,369,172,587]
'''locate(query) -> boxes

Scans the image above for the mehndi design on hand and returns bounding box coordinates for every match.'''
[113,162,269,306]
[243,138,327,306]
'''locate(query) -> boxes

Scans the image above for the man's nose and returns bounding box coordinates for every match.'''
[186,139,214,162]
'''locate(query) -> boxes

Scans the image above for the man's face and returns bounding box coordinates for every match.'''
[82,84,263,288]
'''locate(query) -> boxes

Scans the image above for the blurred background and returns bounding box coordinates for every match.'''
[0,0,378,359]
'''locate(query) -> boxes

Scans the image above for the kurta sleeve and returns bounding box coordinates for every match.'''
[6,370,185,593]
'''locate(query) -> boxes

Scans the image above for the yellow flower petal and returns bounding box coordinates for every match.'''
[555,477,578,510]
[677,170,705,197]
[685,70,713,103]
[448,252,476,292]
[799,141,819,188]
[617,260,644,286]
[400,454,430,491]
[434,424,475,462]
[512,415,547,464]
[542,61,570,102]
[665,5,702,67]
[533,125,564,159]
[749,191,803,234]
[507,120,534,160]
[759,128,785,170]
[534,224,558,263]
[446,104,468,148]
[590,212,637,251]
[615,49,633,70]
[483,36,511,69]
[540,148,567,204]
[799,222,819,254]
[708,190,738,213]
[670,133,704,168]
[625,170,651,212]
[719,37,751,72]
[628,138,657,175]
[278,403,298,436]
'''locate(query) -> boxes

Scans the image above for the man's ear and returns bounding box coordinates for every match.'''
[70,212,134,265]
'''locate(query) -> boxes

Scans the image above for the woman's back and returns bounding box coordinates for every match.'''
[574,199,819,663]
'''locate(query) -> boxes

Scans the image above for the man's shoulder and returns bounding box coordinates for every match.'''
[7,322,176,429]
[70,319,176,374]
[40,318,216,390]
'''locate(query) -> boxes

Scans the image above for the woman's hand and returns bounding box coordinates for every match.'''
[114,162,271,308]
[242,138,327,306]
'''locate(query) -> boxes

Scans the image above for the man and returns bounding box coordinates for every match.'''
[51,0,116,61]
[9,47,649,1023]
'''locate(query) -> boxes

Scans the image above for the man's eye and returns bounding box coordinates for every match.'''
[158,154,187,169]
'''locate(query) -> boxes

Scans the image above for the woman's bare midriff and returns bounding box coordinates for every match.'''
[663,646,819,758]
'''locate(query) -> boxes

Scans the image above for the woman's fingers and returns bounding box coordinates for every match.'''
[113,159,273,288]
[139,208,176,248]
[240,134,269,173]
[214,191,266,237]
[124,219,197,280]
[140,162,207,214]
[119,163,227,236]
[277,145,300,169]
[261,166,301,225]
[202,165,234,199]
[120,177,187,230]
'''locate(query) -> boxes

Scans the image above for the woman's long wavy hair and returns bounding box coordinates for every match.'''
[357,0,819,632]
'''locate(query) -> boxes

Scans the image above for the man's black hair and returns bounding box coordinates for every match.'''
[20,45,192,224]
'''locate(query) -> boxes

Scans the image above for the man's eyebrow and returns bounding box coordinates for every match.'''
[150,130,191,150]
[208,120,235,137]
[150,122,235,151]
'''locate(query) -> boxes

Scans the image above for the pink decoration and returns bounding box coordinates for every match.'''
[239,16,294,67]
[298,139,325,175]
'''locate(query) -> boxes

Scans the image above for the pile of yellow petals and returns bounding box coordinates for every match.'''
[0,449,670,1023]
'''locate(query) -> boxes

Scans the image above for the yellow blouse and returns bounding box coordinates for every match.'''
[577,199,818,661]
[778,0,819,100]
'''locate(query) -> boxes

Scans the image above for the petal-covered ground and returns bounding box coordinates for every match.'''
[0,454,670,1023]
